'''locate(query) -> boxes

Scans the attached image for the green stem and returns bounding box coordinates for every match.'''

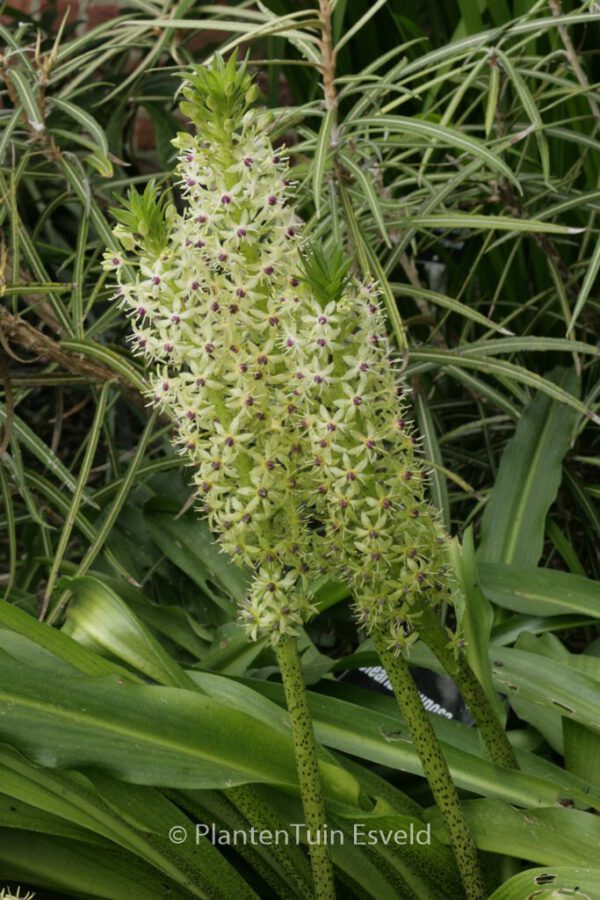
[226,784,314,900]
[373,633,486,900]
[274,635,336,900]
[418,606,519,770]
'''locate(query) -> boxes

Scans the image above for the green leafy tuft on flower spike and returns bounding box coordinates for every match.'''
[179,51,260,140]
[107,55,455,650]
[299,244,352,305]
[110,179,172,257]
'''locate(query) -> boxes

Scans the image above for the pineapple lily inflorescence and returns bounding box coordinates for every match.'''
[105,54,454,650]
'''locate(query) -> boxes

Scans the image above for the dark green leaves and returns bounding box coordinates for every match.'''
[478,367,579,566]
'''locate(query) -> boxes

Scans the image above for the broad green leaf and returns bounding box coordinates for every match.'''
[0,792,102,844]
[88,773,259,900]
[489,866,600,900]
[478,563,600,618]
[491,646,600,736]
[0,830,178,900]
[0,745,247,898]
[175,785,314,900]
[478,367,579,566]
[0,597,135,680]
[262,786,462,900]
[189,671,362,810]
[430,799,600,867]
[198,622,268,676]
[144,500,248,609]
[564,718,600,788]
[0,651,352,806]
[491,614,592,646]
[72,571,211,655]
[0,650,298,790]
[61,576,196,689]
[248,680,599,810]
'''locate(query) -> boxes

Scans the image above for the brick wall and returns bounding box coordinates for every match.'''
[2,0,231,153]
[3,1,121,30]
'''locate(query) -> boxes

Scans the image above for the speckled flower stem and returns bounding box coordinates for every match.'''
[418,606,519,770]
[373,633,486,900]
[275,635,336,900]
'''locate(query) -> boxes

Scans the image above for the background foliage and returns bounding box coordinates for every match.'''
[1,0,599,897]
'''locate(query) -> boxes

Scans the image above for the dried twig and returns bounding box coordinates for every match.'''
[0,306,146,406]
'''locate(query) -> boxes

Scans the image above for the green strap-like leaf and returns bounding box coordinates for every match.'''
[477,367,579,566]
